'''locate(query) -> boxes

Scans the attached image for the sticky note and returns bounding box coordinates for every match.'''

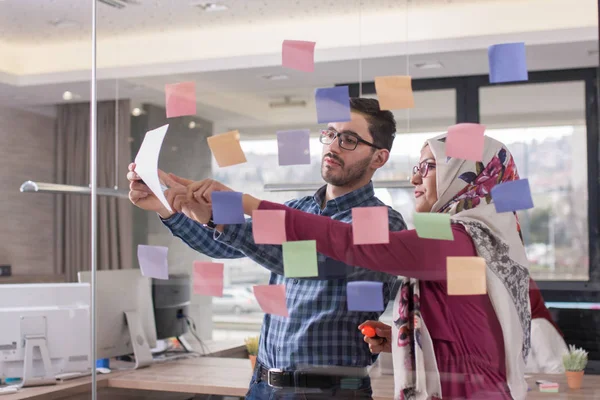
[491,179,534,213]
[352,207,389,245]
[207,130,247,167]
[413,213,454,240]
[211,191,245,224]
[447,257,486,295]
[252,210,287,244]
[347,281,384,312]
[374,76,415,110]
[315,86,351,124]
[277,129,311,166]
[253,284,289,317]
[282,40,316,72]
[193,261,224,297]
[488,42,528,84]
[137,245,169,280]
[134,124,172,213]
[445,123,486,161]
[165,81,196,118]
[282,240,318,278]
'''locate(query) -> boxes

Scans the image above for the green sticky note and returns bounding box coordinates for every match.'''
[282,240,318,278]
[413,213,454,240]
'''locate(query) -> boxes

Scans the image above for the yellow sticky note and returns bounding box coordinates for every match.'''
[374,75,415,110]
[207,130,247,167]
[446,257,486,295]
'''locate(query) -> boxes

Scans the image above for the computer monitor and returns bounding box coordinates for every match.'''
[0,283,91,387]
[77,269,157,369]
[152,274,190,341]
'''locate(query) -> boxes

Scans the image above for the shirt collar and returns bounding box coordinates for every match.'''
[313,181,375,212]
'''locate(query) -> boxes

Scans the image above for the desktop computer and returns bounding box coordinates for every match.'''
[0,283,91,388]
[78,269,157,369]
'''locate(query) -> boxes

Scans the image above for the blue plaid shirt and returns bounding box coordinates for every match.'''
[161,181,406,370]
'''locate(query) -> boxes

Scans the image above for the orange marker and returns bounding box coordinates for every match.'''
[361,325,380,339]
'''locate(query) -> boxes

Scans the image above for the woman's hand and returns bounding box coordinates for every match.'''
[358,320,392,354]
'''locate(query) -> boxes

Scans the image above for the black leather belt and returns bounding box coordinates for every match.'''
[256,363,369,389]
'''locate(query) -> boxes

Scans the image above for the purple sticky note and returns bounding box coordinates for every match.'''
[491,179,534,213]
[347,281,384,312]
[137,245,169,280]
[315,86,351,124]
[488,42,528,84]
[282,40,316,72]
[277,129,311,166]
[211,191,245,225]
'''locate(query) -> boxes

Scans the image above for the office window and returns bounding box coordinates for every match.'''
[481,82,589,281]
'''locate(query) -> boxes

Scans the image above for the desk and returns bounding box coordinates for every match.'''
[5,359,600,399]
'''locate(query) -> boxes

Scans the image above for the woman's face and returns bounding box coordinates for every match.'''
[411,145,438,213]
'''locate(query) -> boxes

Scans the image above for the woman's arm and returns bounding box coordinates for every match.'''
[250,199,477,281]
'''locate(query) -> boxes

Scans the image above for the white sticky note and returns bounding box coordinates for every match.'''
[133,124,172,213]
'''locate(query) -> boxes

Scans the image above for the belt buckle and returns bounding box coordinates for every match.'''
[267,368,283,388]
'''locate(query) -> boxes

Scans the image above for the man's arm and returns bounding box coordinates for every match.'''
[212,199,303,275]
[161,212,245,259]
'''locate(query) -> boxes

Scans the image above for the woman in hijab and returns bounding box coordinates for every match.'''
[234,134,531,399]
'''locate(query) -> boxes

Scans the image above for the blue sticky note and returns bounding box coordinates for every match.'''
[277,129,311,166]
[211,191,245,224]
[315,86,351,124]
[488,42,528,84]
[491,179,534,213]
[347,281,384,312]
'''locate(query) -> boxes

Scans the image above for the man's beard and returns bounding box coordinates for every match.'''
[321,153,372,187]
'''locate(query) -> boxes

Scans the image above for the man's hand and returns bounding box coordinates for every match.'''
[358,321,392,354]
[185,178,234,204]
[127,163,173,219]
[163,174,214,225]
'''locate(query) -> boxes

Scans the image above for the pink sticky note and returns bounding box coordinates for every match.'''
[137,245,169,280]
[352,207,389,245]
[446,123,486,161]
[252,284,289,317]
[165,81,197,118]
[193,261,224,297]
[282,40,316,72]
[252,210,287,245]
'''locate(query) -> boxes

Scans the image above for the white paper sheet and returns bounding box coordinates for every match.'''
[133,124,172,213]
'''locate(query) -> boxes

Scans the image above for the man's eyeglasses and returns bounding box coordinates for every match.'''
[412,160,436,178]
[319,130,382,151]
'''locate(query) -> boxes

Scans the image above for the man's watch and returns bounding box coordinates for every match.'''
[203,213,217,229]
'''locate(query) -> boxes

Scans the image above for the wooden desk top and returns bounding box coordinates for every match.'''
[5,358,600,399]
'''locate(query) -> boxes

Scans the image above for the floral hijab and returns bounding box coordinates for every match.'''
[393,133,531,400]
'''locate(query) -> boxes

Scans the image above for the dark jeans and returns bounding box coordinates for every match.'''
[244,365,373,400]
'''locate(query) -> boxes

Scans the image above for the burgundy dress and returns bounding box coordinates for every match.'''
[259,201,513,399]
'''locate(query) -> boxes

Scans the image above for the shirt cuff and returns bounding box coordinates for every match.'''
[213,223,245,249]
[159,212,188,228]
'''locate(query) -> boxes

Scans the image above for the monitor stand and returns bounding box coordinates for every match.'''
[176,336,194,352]
[124,311,153,369]
[19,337,56,388]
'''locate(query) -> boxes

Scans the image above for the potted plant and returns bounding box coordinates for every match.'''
[563,345,588,389]
[244,336,259,370]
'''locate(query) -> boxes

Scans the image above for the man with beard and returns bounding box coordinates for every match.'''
[127,98,406,399]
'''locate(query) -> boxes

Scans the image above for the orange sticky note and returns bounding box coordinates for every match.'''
[352,207,389,245]
[282,40,316,72]
[374,76,415,110]
[165,81,196,118]
[446,123,486,162]
[193,261,224,297]
[207,130,247,167]
[253,284,289,317]
[446,257,486,295]
[252,210,287,244]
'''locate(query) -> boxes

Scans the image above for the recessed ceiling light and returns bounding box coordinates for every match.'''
[188,121,197,129]
[191,2,228,12]
[260,74,290,81]
[269,96,306,109]
[62,91,73,101]
[414,61,444,70]
[131,107,142,116]
[49,19,80,28]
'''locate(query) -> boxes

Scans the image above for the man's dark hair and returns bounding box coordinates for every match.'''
[349,97,396,151]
